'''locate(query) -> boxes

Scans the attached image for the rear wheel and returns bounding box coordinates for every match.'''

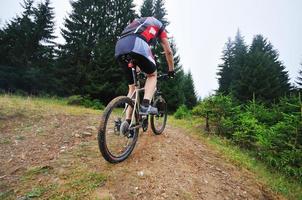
[150,96,167,135]
[98,96,139,163]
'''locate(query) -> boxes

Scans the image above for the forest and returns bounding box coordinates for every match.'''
[176,31,302,182]
[0,0,197,112]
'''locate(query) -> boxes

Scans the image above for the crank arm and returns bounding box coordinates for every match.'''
[129,124,142,130]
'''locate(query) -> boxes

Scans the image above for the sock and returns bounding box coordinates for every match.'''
[142,99,150,107]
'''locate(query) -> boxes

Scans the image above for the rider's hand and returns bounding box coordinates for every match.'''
[168,70,175,78]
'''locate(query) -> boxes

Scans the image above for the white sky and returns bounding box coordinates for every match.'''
[1,0,302,97]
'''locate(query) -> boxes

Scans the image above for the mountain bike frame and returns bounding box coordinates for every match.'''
[126,59,146,130]
[124,58,167,131]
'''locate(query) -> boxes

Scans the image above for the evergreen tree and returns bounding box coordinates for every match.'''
[154,0,168,26]
[0,0,56,93]
[140,0,154,17]
[146,1,184,111]
[217,38,234,94]
[234,35,290,102]
[59,0,136,101]
[34,0,56,43]
[158,39,187,111]
[0,0,35,68]
[296,63,302,89]
[111,0,136,39]
[140,0,196,111]
[228,30,248,99]
[217,31,247,97]
[183,71,197,108]
[217,32,290,102]
[59,0,109,95]
[32,0,57,93]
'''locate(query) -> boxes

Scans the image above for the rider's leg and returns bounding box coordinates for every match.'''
[143,71,157,104]
[126,84,135,121]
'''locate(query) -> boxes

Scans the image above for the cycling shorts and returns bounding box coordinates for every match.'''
[115,35,156,85]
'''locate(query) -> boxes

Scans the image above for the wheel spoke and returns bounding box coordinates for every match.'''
[150,97,167,135]
[98,96,139,163]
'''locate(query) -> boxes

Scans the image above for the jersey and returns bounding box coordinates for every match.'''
[120,17,167,45]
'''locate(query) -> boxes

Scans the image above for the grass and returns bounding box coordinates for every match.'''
[26,186,49,198]
[169,116,302,200]
[22,165,54,181]
[15,149,107,200]
[0,190,14,200]
[15,135,26,140]
[47,169,106,200]
[0,138,11,144]
[0,94,106,200]
[0,94,99,119]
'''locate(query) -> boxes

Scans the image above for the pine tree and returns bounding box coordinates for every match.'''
[140,0,195,111]
[140,0,154,17]
[234,35,290,102]
[158,39,187,111]
[145,1,184,111]
[59,0,136,101]
[111,0,136,39]
[34,0,56,44]
[59,0,108,95]
[0,0,56,93]
[296,63,302,89]
[217,38,234,94]
[154,0,168,26]
[183,71,197,108]
[31,0,56,93]
[0,0,36,68]
[228,30,248,99]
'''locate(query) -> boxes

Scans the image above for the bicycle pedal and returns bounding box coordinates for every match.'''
[142,118,148,132]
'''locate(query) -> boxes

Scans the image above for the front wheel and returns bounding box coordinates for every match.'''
[150,96,167,135]
[98,96,139,163]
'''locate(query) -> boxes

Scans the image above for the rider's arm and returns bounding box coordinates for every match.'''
[160,37,174,72]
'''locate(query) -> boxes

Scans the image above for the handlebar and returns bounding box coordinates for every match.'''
[157,74,169,80]
[137,72,169,81]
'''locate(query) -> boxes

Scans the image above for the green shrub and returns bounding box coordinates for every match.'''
[220,117,235,138]
[67,95,104,110]
[192,93,302,181]
[67,95,84,105]
[85,99,104,110]
[174,105,191,119]
[232,112,266,148]
[192,94,240,135]
[245,101,280,125]
[193,94,235,119]
[15,89,28,96]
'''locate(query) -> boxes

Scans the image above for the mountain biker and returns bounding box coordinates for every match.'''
[115,17,175,121]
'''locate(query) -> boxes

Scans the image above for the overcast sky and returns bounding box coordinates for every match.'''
[1,0,302,97]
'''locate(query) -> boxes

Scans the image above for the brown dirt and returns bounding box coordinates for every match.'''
[0,113,284,200]
[0,114,98,194]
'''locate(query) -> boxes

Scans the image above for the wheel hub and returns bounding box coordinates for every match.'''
[120,121,129,136]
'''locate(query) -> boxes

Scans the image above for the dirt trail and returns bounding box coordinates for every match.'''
[0,113,283,200]
[99,124,280,200]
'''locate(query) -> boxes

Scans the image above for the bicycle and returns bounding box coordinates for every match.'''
[97,55,169,163]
